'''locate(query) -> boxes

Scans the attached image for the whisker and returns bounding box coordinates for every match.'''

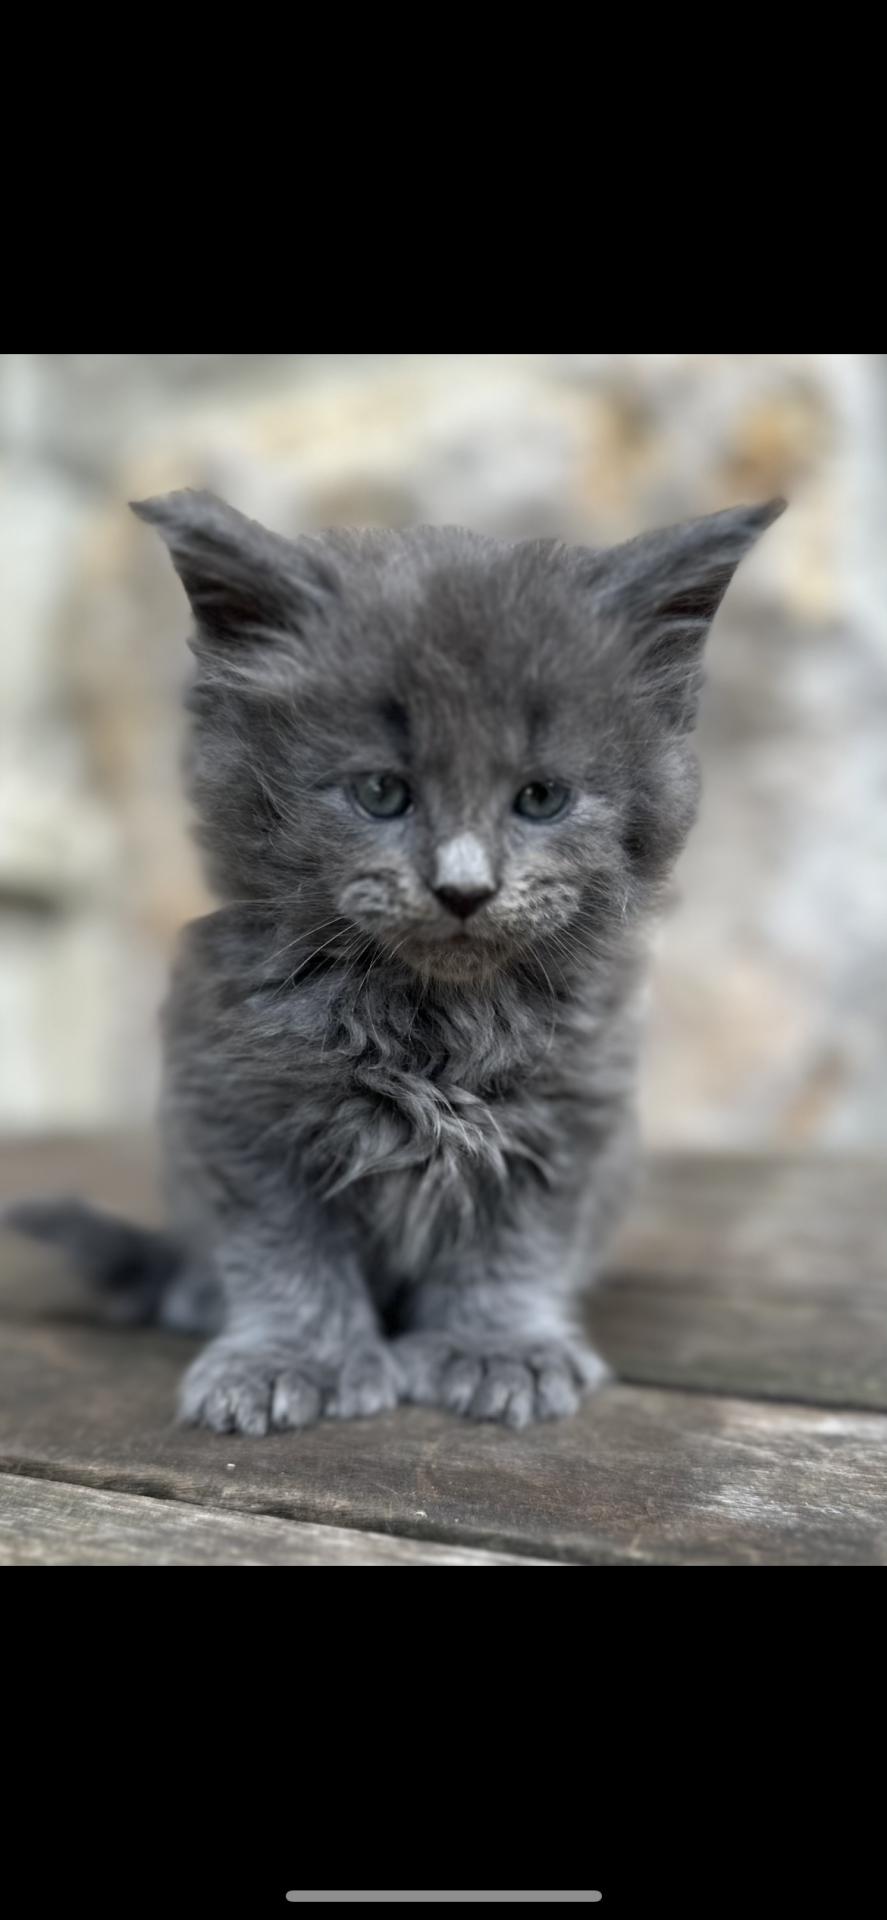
[271,924,373,1004]
[530,950,561,1059]
[262,912,351,973]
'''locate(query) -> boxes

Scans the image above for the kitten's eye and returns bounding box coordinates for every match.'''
[514,781,570,820]
[352,773,412,819]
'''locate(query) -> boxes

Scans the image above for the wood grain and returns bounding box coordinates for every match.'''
[0,1473,558,1566]
[590,1154,887,1406]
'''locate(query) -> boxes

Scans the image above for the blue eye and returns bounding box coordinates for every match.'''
[352,773,412,818]
[514,781,570,820]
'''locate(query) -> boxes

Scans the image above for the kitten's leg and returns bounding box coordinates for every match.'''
[392,1185,615,1429]
[176,1205,398,1436]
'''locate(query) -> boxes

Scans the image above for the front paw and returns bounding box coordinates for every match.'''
[392,1333,610,1428]
[178,1337,399,1435]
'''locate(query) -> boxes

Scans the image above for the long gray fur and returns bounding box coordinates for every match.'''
[6,491,785,1431]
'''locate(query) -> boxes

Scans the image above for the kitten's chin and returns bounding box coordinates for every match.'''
[396,934,505,983]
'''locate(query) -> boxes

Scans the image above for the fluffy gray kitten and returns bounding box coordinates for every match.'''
[9,490,784,1432]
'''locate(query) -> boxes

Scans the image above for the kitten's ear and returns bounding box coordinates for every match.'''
[130,490,337,651]
[596,499,786,729]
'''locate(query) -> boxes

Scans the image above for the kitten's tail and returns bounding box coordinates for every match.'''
[0,1198,208,1329]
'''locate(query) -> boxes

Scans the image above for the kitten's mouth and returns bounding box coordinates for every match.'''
[394,928,505,980]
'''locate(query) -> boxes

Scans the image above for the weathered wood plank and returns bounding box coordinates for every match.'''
[0,1322,885,1563]
[0,1473,556,1566]
[591,1154,887,1406]
[605,1153,887,1295]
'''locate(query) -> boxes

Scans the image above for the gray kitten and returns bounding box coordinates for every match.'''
[8,490,784,1432]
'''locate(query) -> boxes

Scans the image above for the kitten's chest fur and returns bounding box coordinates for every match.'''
[279,959,635,1269]
[168,919,639,1274]
[299,963,560,1168]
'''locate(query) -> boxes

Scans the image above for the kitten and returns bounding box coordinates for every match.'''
[7,490,784,1432]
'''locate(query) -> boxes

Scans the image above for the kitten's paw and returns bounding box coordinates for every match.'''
[178,1338,398,1435]
[177,1342,317,1435]
[392,1333,610,1428]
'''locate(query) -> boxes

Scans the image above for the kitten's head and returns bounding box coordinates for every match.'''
[133,491,784,982]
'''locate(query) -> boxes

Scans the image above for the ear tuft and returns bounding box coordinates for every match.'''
[130,490,338,650]
[595,499,786,728]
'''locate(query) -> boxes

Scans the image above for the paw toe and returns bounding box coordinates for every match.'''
[534,1362,583,1419]
[198,1370,272,1437]
[271,1371,323,1430]
[471,1360,534,1428]
[440,1354,485,1414]
[325,1346,399,1419]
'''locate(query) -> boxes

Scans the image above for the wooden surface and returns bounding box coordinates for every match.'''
[1,1135,886,1565]
[592,1154,887,1407]
[0,1474,559,1566]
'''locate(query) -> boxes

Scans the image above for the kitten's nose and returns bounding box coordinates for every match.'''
[434,884,497,921]
[432,832,497,919]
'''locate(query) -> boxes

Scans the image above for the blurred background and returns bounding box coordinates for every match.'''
[0,353,885,1149]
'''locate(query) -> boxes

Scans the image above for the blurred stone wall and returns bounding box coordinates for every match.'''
[1,353,885,1145]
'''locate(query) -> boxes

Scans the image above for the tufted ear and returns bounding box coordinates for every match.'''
[591,498,786,729]
[131,490,339,653]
